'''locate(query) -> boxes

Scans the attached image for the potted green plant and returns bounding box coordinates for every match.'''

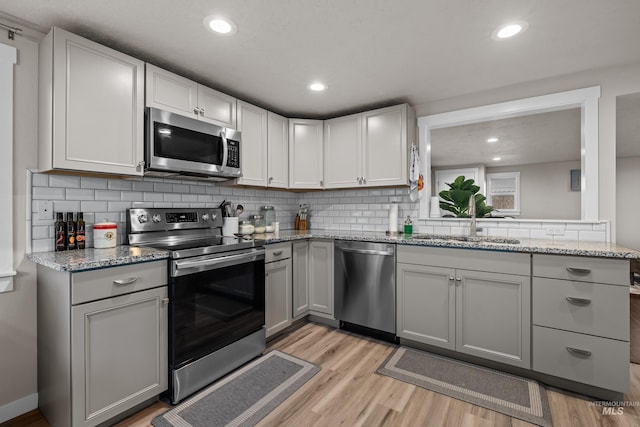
[438,175,493,218]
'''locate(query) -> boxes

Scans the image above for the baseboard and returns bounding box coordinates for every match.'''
[0,393,38,423]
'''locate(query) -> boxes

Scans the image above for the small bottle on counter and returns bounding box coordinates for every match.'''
[54,212,66,251]
[66,212,76,250]
[404,215,413,235]
[76,212,86,249]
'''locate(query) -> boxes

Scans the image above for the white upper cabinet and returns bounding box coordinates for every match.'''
[145,64,237,129]
[267,112,289,188]
[236,101,268,186]
[323,104,414,189]
[361,104,413,187]
[39,27,145,176]
[289,119,324,189]
[324,113,362,188]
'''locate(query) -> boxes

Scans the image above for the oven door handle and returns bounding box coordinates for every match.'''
[172,249,265,276]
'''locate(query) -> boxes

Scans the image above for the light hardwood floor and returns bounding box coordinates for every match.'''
[3,322,640,427]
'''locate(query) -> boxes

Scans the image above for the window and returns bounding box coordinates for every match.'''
[486,172,520,216]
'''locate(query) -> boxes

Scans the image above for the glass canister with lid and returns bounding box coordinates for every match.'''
[250,214,266,234]
[239,220,255,235]
[260,206,276,232]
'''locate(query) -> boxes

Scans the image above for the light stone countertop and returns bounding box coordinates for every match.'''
[27,246,169,272]
[260,230,640,259]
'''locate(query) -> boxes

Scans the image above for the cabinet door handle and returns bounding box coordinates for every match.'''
[199,108,205,116]
[566,296,592,305]
[566,267,591,274]
[362,177,366,184]
[194,107,200,115]
[455,277,462,283]
[449,276,455,281]
[162,298,170,305]
[113,277,138,285]
[272,250,283,256]
[320,180,324,186]
[567,347,592,357]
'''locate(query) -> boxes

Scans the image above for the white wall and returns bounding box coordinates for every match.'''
[617,157,640,251]
[0,18,41,420]
[487,160,581,220]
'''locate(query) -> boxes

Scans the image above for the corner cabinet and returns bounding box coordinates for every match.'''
[397,246,531,369]
[145,63,236,129]
[265,243,292,338]
[324,104,415,189]
[292,241,310,318]
[39,27,145,176]
[309,240,334,316]
[289,119,324,189]
[37,261,168,427]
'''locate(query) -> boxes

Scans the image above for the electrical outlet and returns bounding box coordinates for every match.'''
[36,200,53,220]
[545,227,565,236]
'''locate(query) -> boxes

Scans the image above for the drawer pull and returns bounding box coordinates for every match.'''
[567,347,592,357]
[566,267,591,274]
[565,296,592,305]
[272,250,284,256]
[113,277,138,285]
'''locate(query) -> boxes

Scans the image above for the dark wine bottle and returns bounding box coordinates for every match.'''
[66,212,76,250]
[76,212,86,249]
[54,212,66,251]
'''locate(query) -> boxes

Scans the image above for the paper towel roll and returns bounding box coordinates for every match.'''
[430,196,441,217]
[388,202,399,233]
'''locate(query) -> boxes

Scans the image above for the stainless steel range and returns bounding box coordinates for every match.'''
[126,207,266,404]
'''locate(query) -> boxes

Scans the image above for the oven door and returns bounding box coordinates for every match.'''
[146,107,241,178]
[169,247,265,369]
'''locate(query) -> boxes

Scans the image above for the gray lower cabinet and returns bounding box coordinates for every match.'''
[531,254,630,393]
[265,243,292,338]
[292,241,310,318]
[397,246,531,369]
[309,240,334,317]
[37,261,168,427]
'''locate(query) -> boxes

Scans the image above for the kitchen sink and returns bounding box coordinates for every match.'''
[411,234,521,244]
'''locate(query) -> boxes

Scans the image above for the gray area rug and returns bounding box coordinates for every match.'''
[153,350,320,427]
[378,347,552,427]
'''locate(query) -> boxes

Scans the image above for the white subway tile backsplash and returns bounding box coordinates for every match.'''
[107,201,133,212]
[66,188,95,200]
[566,223,595,231]
[173,183,190,193]
[49,175,81,188]
[94,189,120,201]
[80,176,108,189]
[153,182,173,192]
[508,229,531,239]
[132,181,154,191]
[143,192,164,202]
[122,191,144,202]
[578,230,607,242]
[33,186,65,199]
[108,179,133,190]
[81,201,108,212]
[53,201,81,213]
[32,174,49,187]
[553,231,580,241]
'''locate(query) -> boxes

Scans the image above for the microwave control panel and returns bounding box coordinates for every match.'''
[227,139,240,168]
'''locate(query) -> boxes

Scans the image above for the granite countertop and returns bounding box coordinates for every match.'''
[260,230,640,259]
[27,246,169,272]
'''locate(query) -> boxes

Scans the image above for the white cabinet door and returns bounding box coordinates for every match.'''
[309,240,333,316]
[362,104,409,186]
[289,119,324,189]
[237,101,268,186]
[324,114,362,188]
[455,269,531,369]
[267,112,289,188]
[397,263,456,350]
[71,286,168,427]
[197,85,237,129]
[265,259,292,338]
[145,63,198,118]
[292,241,310,318]
[44,27,145,176]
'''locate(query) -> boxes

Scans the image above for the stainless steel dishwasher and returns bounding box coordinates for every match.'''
[334,240,396,338]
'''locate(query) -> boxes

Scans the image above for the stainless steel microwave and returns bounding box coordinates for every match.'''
[145,107,241,180]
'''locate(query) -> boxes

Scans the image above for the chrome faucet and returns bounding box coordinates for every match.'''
[468,195,477,237]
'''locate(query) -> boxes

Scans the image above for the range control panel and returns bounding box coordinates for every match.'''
[126,208,223,234]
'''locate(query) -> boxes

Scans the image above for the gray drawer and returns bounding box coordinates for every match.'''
[265,242,292,263]
[72,261,167,304]
[398,245,530,276]
[533,277,629,341]
[532,326,629,392]
[532,254,629,286]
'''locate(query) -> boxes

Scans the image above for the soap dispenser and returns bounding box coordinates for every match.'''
[404,215,413,235]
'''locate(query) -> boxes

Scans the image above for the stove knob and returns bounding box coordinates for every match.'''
[137,214,148,224]
[202,214,209,221]
[152,214,162,223]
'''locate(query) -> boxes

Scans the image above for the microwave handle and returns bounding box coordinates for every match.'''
[221,130,229,168]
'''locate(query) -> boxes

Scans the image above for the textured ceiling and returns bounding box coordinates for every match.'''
[1,0,640,118]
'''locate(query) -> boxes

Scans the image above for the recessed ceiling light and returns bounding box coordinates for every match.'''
[486,137,499,143]
[203,15,238,35]
[308,82,327,92]
[493,156,502,161]
[492,21,528,40]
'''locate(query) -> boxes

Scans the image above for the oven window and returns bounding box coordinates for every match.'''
[154,122,223,165]
[170,258,265,368]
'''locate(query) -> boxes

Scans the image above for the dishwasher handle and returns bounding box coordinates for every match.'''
[339,246,394,256]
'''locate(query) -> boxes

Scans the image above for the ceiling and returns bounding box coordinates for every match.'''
[430,108,581,168]
[1,1,640,118]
